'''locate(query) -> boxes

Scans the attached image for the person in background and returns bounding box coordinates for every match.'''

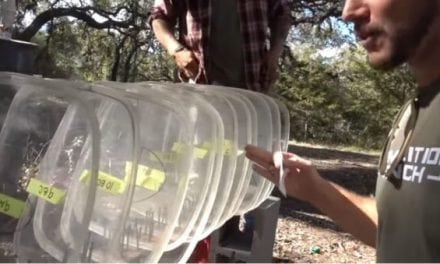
[150,0,292,93]
[150,0,293,262]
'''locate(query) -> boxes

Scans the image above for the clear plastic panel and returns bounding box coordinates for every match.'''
[149,83,224,263]
[232,90,273,215]
[13,197,57,262]
[211,90,255,225]
[177,84,239,237]
[0,74,282,263]
[2,85,69,262]
[0,74,100,262]
[276,99,290,152]
[183,84,271,217]
[104,81,222,263]
[92,82,196,263]
[58,90,136,262]
[226,93,259,218]
[17,85,100,263]
[0,74,37,240]
[252,95,282,209]
[32,100,97,261]
[0,72,23,131]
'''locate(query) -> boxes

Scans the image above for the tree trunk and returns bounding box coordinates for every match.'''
[0,0,16,38]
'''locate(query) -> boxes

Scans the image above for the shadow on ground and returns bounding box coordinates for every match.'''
[287,144,379,164]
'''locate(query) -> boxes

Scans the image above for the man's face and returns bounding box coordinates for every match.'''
[342,0,437,70]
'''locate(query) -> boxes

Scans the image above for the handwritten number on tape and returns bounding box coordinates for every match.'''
[80,170,126,194]
[26,178,66,204]
[0,193,25,218]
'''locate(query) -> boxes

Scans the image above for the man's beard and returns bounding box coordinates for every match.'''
[370,4,437,71]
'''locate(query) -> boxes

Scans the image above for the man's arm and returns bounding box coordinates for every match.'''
[245,145,378,247]
[151,19,182,57]
[150,2,199,79]
[311,179,378,247]
[263,0,293,91]
[268,0,292,61]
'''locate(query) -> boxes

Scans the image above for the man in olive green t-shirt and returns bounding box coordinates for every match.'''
[245,0,440,262]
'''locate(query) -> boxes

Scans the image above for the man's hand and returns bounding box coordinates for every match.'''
[245,145,323,202]
[151,19,200,80]
[245,144,378,247]
[173,48,199,80]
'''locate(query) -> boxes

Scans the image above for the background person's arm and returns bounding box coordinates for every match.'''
[150,2,199,79]
[151,18,182,57]
[268,0,292,61]
[264,0,293,92]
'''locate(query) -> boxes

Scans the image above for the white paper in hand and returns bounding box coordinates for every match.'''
[273,151,287,197]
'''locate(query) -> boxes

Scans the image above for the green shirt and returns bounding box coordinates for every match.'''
[208,0,246,88]
[376,79,440,262]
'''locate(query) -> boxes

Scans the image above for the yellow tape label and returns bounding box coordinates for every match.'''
[139,168,165,191]
[173,141,209,159]
[0,193,25,218]
[193,140,237,158]
[171,140,237,158]
[80,170,126,194]
[26,178,66,205]
[223,140,236,156]
[125,162,166,192]
[171,142,185,154]
[193,146,209,159]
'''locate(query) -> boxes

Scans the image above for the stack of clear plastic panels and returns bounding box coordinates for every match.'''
[0,73,290,263]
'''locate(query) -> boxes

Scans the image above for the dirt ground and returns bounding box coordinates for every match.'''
[272,144,378,263]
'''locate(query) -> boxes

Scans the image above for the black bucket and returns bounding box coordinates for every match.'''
[0,37,38,74]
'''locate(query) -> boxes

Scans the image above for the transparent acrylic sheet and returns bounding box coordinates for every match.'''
[210,91,253,227]
[0,72,24,131]
[91,82,196,263]
[158,83,270,264]
[13,197,57,262]
[0,75,100,262]
[277,99,291,153]
[155,83,226,239]
[231,90,273,215]
[1,82,71,262]
[0,74,37,241]
[16,80,101,262]
[106,82,214,253]
[252,95,282,209]
[4,79,137,259]
[179,84,273,218]
[144,83,224,264]
[134,83,223,249]
[32,99,97,261]
[58,88,138,263]
[220,92,258,222]
[178,84,239,237]
[97,81,222,264]
[184,85,272,217]
[272,99,291,197]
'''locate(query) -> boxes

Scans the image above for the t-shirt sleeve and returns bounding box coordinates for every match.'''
[148,0,179,28]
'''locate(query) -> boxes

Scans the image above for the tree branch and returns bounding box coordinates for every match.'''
[14,6,147,41]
